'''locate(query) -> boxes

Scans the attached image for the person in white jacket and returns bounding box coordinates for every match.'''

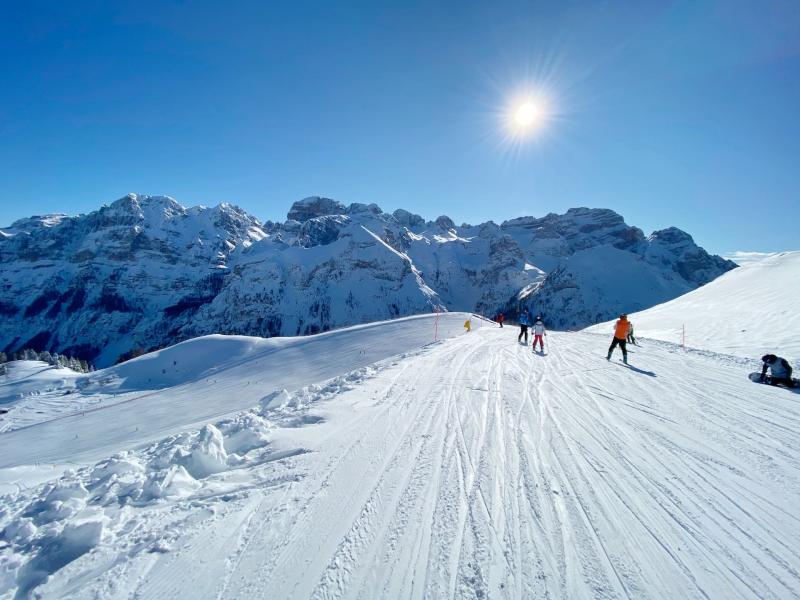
[626,321,637,345]
[532,316,546,352]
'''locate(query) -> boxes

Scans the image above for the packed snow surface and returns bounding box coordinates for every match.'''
[2,310,800,598]
[586,251,800,359]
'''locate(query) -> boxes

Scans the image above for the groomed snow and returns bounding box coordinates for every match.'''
[585,251,800,359]
[2,314,800,598]
[0,313,471,467]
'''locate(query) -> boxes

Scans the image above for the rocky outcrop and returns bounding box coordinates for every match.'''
[392,209,425,229]
[287,197,347,222]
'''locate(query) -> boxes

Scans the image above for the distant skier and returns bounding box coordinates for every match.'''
[497,313,504,328]
[607,314,629,364]
[532,316,546,352]
[464,319,472,333]
[518,310,531,344]
[626,321,637,345]
[760,354,795,387]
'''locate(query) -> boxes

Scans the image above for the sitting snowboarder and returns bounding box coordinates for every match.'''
[760,354,796,387]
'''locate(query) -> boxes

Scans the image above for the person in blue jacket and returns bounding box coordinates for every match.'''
[518,309,531,344]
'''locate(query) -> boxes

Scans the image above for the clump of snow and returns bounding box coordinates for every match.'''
[142,465,200,500]
[218,413,273,454]
[181,425,229,479]
[14,518,105,597]
[27,480,89,524]
[260,389,292,411]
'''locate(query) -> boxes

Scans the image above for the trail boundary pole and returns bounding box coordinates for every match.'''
[434,307,440,342]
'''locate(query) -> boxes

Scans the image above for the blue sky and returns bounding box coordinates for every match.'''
[1,0,798,254]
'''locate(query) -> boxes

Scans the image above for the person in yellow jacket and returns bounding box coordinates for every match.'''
[464,319,472,332]
[607,314,629,364]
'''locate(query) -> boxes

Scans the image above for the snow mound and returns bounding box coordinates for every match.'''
[78,335,275,393]
[585,251,800,358]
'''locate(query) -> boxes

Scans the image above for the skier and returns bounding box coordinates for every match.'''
[626,321,637,345]
[518,310,530,344]
[532,316,546,352]
[760,354,795,387]
[497,313,504,328]
[607,314,629,364]
[464,319,472,333]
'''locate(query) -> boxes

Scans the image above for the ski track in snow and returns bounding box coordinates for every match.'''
[3,328,800,599]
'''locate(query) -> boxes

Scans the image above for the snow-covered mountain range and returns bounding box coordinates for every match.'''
[0,194,735,366]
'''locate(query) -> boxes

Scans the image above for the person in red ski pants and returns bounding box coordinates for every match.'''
[532,316,546,352]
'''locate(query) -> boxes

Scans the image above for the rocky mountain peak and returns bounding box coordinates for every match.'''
[4,214,70,234]
[287,197,347,222]
[346,202,383,216]
[435,215,456,231]
[392,209,425,229]
[649,227,694,246]
[105,194,187,224]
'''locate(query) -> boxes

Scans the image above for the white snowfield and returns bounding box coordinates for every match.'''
[0,313,470,466]
[2,316,800,598]
[586,251,800,359]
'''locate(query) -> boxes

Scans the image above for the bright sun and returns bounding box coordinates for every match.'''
[497,88,553,149]
[513,101,541,130]
[514,101,541,129]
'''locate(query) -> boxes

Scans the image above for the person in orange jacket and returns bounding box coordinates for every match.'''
[497,313,504,328]
[607,314,629,364]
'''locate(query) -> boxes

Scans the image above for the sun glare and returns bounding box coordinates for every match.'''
[508,97,547,137]
[514,101,540,128]
[484,76,561,161]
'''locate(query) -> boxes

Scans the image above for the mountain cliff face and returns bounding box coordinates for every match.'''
[0,194,735,365]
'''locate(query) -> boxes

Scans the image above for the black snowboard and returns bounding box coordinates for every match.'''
[748,372,800,391]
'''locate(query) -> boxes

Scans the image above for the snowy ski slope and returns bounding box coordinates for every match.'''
[0,313,470,466]
[586,251,800,358]
[2,310,800,598]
